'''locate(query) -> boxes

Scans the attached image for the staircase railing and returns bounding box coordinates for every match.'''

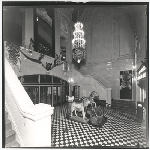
[69,65,112,104]
[80,69,110,88]
[77,68,107,89]
[5,56,54,147]
[4,39,111,105]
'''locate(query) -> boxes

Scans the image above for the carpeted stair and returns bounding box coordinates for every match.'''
[5,111,20,148]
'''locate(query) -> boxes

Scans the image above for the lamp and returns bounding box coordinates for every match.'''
[72,9,86,63]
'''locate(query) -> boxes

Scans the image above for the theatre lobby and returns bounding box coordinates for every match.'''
[3,2,149,148]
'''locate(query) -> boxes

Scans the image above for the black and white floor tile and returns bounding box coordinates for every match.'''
[51,103,147,148]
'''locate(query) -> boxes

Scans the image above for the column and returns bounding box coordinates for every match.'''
[107,88,112,105]
[132,77,136,101]
[23,104,54,147]
[66,22,73,64]
[54,8,60,55]
[85,23,92,63]
[141,88,143,102]
[136,84,140,102]
[69,84,72,97]
[78,86,80,98]
[22,8,34,47]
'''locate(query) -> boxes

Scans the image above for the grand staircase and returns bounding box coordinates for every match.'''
[5,111,20,148]
[79,67,110,88]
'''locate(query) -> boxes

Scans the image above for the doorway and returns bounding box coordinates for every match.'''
[24,86,39,104]
[20,75,69,107]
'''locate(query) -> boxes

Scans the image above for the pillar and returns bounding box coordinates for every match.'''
[22,8,34,47]
[69,84,72,97]
[132,77,136,101]
[107,88,112,105]
[66,23,73,64]
[136,84,140,102]
[54,8,60,55]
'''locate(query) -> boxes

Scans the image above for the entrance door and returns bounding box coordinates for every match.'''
[40,86,52,105]
[53,86,61,107]
[24,86,39,104]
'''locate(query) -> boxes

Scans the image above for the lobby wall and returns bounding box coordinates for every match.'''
[5,6,142,101]
[80,7,135,100]
[3,7,22,45]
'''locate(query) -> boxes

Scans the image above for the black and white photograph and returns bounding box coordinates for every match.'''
[2,1,149,148]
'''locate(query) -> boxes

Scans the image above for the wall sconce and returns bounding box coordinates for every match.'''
[132,65,136,70]
[68,78,74,84]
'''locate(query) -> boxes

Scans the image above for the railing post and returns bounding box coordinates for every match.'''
[23,103,54,147]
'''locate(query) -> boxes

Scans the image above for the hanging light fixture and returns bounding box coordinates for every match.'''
[72,8,86,63]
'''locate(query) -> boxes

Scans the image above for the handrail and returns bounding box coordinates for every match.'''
[5,81,25,147]
[90,72,110,87]
[5,103,24,146]
[38,22,52,38]
[5,57,34,110]
[81,69,110,87]
[5,57,54,147]
[71,65,107,90]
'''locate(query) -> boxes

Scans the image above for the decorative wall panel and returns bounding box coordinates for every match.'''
[120,70,132,99]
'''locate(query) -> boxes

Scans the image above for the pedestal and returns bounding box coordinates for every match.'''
[69,116,89,124]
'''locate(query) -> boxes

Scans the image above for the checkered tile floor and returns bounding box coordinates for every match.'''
[51,103,148,148]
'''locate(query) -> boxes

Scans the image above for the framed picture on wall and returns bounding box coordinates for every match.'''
[120,70,132,99]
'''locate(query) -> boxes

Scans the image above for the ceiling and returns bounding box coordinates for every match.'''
[3,4,147,64]
[71,5,147,58]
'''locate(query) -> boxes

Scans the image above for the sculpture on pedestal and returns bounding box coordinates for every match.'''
[68,91,98,123]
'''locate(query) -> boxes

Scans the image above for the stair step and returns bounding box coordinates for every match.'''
[5,129,16,145]
[5,119,12,130]
[5,140,20,148]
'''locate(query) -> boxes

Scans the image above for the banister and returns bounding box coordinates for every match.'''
[72,65,107,90]
[5,57,54,147]
[38,22,52,38]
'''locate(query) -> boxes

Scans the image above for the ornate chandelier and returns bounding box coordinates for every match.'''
[72,21,86,63]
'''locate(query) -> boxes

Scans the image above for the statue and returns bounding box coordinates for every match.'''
[68,91,98,123]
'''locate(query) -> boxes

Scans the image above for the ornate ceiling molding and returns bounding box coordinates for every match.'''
[36,8,52,27]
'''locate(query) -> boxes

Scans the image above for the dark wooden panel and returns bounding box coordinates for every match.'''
[93,97,106,107]
[111,99,136,113]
